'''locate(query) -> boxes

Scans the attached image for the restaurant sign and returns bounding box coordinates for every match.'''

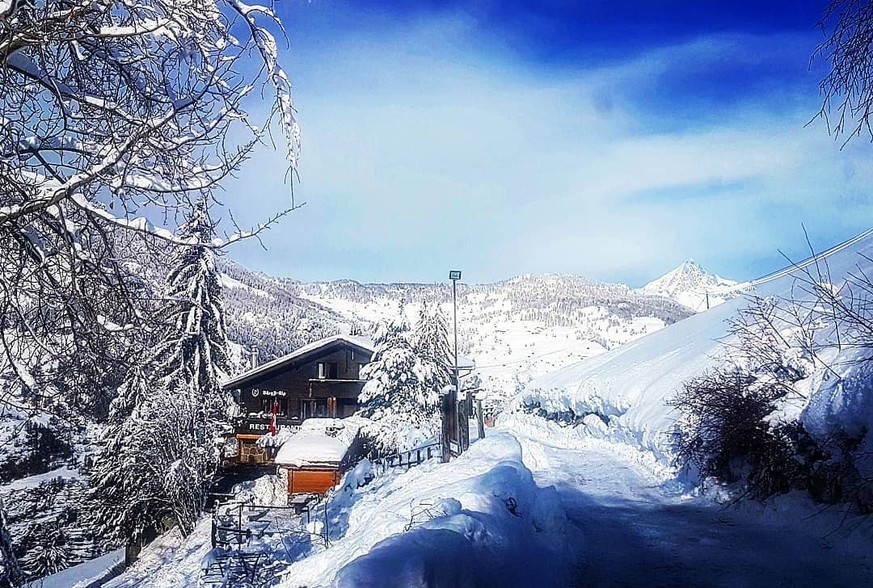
[251,388,287,397]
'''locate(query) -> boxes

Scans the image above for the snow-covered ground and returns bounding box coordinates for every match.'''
[0,465,81,494]
[106,418,873,587]
[27,548,125,588]
[509,416,873,587]
[518,229,873,465]
[103,232,873,587]
[106,432,579,587]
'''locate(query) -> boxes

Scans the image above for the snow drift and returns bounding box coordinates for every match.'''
[280,433,574,587]
[516,229,873,465]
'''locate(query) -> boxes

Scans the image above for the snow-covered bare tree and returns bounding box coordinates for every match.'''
[0,0,299,411]
[359,315,442,452]
[90,387,215,543]
[816,0,873,143]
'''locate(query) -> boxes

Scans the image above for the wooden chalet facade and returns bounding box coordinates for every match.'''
[222,334,375,465]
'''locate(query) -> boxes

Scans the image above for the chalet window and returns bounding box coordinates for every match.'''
[302,398,329,419]
[317,362,338,379]
[357,363,367,379]
[337,398,358,418]
[260,398,286,416]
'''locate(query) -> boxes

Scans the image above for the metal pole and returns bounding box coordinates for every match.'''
[452,277,466,451]
[453,277,459,392]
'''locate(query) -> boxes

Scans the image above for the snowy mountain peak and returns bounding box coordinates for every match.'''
[643,260,739,312]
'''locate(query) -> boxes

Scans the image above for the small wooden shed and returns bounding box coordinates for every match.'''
[273,419,364,495]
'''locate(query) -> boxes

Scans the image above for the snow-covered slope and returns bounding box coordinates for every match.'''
[519,230,873,463]
[105,418,873,587]
[290,274,693,399]
[216,259,361,362]
[643,260,741,312]
[107,433,577,588]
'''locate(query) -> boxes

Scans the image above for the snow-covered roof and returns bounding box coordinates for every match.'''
[222,334,375,389]
[274,417,362,467]
[455,354,476,370]
[275,433,350,468]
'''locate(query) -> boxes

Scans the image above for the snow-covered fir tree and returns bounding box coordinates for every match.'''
[91,202,231,543]
[0,505,22,588]
[412,302,453,392]
[359,313,442,452]
[150,200,232,420]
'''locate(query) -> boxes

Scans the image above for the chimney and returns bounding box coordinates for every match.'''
[250,347,259,369]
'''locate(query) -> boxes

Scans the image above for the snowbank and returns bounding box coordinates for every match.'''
[0,465,82,494]
[513,296,741,462]
[278,432,574,587]
[28,548,125,588]
[515,230,873,465]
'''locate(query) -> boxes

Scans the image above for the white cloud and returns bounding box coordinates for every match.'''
[222,16,873,285]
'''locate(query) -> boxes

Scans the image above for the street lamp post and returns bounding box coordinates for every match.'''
[448,270,467,452]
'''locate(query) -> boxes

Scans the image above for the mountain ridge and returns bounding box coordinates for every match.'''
[217,260,699,396]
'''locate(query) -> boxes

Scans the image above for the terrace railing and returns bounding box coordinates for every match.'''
[370,441,442,476]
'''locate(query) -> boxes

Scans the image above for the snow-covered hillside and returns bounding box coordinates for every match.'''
[519,229,873,465]
[643,260,741,311]
[98,232,873,588]
[289,274,693,399]
[216,259,359,362]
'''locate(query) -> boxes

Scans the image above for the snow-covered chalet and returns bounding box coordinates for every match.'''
[222,334,375,466]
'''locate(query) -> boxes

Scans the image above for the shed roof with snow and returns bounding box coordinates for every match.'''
[274,433,350,468]
[274,418,363,468]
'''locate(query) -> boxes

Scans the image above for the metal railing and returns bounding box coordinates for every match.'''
[370,442,442,475]
[202,500,328,587]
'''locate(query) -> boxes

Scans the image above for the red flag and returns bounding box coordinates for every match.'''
[269,400,278,436]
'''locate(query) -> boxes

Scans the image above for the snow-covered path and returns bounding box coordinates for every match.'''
[515,431,873,587]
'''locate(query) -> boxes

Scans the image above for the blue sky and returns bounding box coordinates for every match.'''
[220,0,873,287]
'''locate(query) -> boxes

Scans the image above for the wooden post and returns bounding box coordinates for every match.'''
[476,398,485,440]
[458,398,469,452]
[440,389,452,462]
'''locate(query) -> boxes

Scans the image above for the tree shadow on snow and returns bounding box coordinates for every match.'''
[549,481,873,588]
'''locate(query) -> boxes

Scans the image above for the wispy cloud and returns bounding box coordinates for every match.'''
[222,13,873,286]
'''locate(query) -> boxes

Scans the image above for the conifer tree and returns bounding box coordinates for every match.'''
[90,201,231,543]
[0,505,22,588]
[359,313,442,452]
[150,200,232,420]
[412,302,453,392]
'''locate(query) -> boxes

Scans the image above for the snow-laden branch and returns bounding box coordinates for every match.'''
[0,0,302,404]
